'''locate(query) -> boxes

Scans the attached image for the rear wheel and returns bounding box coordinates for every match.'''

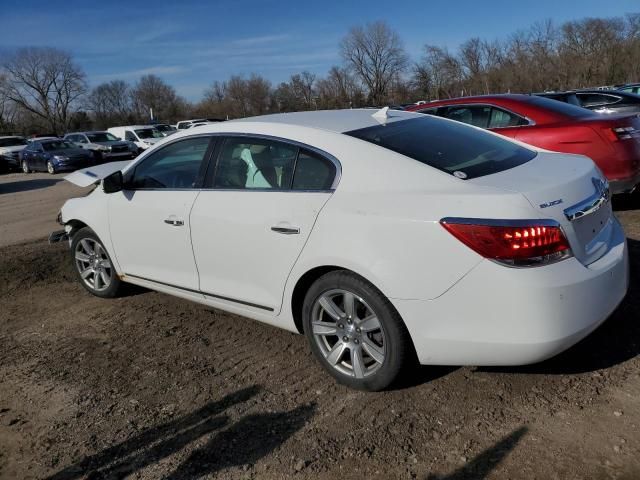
[22,160,31,173]
[303,271,413,391]
[46,160,55,174]
[71,227,123,298]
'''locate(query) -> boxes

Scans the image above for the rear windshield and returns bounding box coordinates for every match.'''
[87,132,118,142]
[525,95,595,118]
[42,140,75,151]
[345,116,536,179]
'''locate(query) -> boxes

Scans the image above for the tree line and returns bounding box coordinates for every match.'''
[0,13,639,134]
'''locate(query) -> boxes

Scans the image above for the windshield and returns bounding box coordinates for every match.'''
[345,116,536,180]
[526,95,595,119]
[135,128,163,139]
[0,137,27,147]
[87,132,119,142]
[42,140,76,151]
[154,125,174,132]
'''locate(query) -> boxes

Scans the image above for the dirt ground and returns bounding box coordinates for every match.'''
[1,171,640,480]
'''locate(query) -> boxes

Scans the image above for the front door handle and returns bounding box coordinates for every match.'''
[164,218,184,227]
[271,226,300,235]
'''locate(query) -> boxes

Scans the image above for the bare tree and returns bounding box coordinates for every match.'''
[340,21,408,104]
[131,74,187,123]
[0,47,87,133]
[86,80,134,128]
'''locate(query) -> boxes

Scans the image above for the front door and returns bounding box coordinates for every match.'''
[108,136,214,290]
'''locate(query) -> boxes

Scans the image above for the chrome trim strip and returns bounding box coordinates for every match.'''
[440,217,561,227]
[124,273,275,311]
[563,177,610,222]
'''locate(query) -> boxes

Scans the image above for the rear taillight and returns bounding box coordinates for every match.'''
[440,218,572,267]
[605,126,640,141]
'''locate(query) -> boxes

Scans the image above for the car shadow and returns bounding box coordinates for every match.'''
[612,191,640,211]
[480,237,640,376]
[0,178,62,194]
[426,426,528,479]
[45,385,315,480]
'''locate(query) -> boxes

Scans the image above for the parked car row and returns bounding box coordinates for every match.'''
[406,93,640,194]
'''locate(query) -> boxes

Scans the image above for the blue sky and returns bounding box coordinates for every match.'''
[0,0,637,100]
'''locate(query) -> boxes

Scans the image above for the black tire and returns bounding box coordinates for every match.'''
[70,227,124,298]
[302,270,414,391]
[22,160,31,173]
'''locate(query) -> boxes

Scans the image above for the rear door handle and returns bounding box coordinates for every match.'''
[271,226,300,235]
[164,218,184,227]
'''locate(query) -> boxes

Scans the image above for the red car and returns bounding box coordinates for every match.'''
[406,94,640,194]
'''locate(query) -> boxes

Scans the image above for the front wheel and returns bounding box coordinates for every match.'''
[22,160,31,173]
[47,160,56,174]
[70,227,123,298]
[303,271,414,391]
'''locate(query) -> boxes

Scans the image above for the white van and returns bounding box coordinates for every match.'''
[107,126,164,152]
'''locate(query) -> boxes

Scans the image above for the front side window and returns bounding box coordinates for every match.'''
[128,137,211,189]
[345,116,536,180]
[443,105,491,128]
[214,137,297,189]
[488,108,528,128]
[125,131,137,142]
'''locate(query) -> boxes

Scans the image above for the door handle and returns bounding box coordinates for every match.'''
[164,218,184,226]
[271,226,300,235]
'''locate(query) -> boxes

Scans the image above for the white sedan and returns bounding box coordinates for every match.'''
[53,108,629,391]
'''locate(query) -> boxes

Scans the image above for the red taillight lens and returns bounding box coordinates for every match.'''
[440,219,571,267]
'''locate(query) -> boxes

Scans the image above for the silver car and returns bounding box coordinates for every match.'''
[64,131,138,162]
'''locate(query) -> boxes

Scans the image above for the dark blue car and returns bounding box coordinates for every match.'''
[21,139,93,174]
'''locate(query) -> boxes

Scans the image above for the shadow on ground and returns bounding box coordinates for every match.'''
[46,385,316,479]
[0,178,62,194]
[481,238,640,376]
[426,427,528,480]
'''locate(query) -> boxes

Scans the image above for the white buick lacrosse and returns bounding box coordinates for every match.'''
[52,108,629,391]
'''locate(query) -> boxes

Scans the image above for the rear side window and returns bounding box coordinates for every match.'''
[577,93,621,107]
[443,105,491,128]
[292,149,336,190]
[488,108,529,128]
[345,116,536,180]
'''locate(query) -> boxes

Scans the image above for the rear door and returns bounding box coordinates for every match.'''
[190,136,338,313]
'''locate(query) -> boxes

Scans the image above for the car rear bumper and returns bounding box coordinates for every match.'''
[392,217,629,366]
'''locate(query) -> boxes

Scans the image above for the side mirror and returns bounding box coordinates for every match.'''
[103,170,124,194]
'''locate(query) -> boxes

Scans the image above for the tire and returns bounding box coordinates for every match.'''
[22,160,31,173]
[70,227,123,298]
[47,160,56,174]
[302,270,414,391]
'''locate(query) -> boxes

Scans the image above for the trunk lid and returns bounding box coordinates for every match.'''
[469,151,614,265]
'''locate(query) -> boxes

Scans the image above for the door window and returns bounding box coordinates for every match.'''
[125,131,137,142]
[214,137,297,189]
[488,108,528,128]
[443,105,491,128]
[128,137,212,189]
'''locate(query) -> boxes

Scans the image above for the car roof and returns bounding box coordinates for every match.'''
[0,135,24,139]
[109,125,157,130]
[232,108,421,133]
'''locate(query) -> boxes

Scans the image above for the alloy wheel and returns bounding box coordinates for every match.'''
[47,161,55,174]
[311,289,386,379]
[74,238,113,292]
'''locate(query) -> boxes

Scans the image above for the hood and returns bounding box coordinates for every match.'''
[142,137,162,144]
[50,148,90,157]
[64,160,133,187]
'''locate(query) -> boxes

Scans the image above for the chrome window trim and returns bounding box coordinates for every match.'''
[125,132,342,192]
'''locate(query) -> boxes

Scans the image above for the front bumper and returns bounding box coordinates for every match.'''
[393,218,629,366]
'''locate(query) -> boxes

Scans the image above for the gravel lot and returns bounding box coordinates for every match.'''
[1,171,640,479]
